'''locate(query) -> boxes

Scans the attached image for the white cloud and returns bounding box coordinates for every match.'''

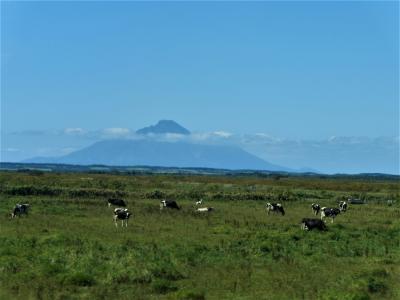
[5,148,20,152]
[189,132,213,141]
[64,128,86,135]
[212,131,232,138]
[164,133,185,141]
[241,133,282,145]
[102,128,131,136]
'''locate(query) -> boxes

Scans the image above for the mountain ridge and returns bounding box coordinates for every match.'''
[136,120,190,135]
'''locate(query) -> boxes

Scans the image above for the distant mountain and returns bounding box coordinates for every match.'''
[25,139,291,171]
[136,120,190,135]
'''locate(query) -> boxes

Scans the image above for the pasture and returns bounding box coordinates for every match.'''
[0,171,399,299]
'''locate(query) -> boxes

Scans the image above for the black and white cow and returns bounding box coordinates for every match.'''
[160,200,180,210]
[266,202,285,216]
[195,199,203,206]
[113,209,131,227]
[196,207,213,212]
[320,207,341,223]
[301,218,327,231]
[311,203,321,215]
[114,207,129,215]
[339,201,348,212]
[107,198,126,207]
[11,204,30,218]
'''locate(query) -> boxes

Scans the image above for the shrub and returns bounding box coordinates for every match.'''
[147,190,166,199]
[367,278,388,294]
[63,272,96,286]
[150,262,184,281]
[151,279,178,294]
[177,289,206,300]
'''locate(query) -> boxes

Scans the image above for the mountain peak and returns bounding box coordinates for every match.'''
[136,120,190,135]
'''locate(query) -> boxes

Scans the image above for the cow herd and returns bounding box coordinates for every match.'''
[8,197,361,232]
[263,200,348,231]
[302,200,348,231]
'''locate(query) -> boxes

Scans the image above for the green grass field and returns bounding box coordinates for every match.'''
[0,172,399,299]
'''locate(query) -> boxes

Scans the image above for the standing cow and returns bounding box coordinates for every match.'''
[266,203,285,216]
[339,201,348,212]
[11,204,30,218]
[113,208,131,227]
[311,203,321,215]
[320,207,341,223]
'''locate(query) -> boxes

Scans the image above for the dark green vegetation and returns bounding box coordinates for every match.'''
[2,162,400,180]
[0,171,399,299]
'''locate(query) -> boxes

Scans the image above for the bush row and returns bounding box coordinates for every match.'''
[0,185,126,198]
[1,185,396,203]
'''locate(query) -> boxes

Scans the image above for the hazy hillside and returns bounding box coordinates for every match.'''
[25,139,290,171]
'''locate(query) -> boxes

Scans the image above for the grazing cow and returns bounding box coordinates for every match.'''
[113,209,131,227]
[195,199,203,206]
[339,201,348,212]
[311,203,321,215]
[160,199,180,210]
[266,202,285,216]
[320,207,341,223]
[11,204,30,218]
[301,218,327,231]
[107,198,126,207]
[196,207,213,212]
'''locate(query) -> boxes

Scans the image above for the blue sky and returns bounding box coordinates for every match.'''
[1,1,399,173]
